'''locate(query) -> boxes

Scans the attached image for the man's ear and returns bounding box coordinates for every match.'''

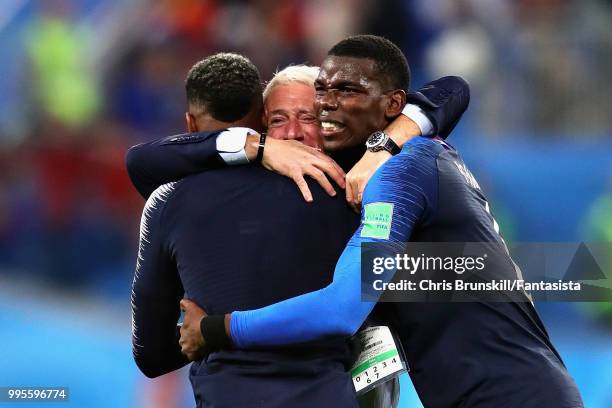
[261,108,268,129]
[384,89,406,119]
[186,112,198,133]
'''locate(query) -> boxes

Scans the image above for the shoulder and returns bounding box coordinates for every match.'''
[362,137,442,211]
[159,129,225,145]
[400,136,446,161]
[387,137,445,172]
[137,182,180,256]
[370,137,442,186]
[143,181,181,221]
[146,181,180,205]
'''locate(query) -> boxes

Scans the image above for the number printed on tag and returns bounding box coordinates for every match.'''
[350,326,407,394]
[352,354,403,392]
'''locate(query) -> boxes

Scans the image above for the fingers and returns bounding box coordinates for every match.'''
[179,325,188,355]
[345,180,354,205]
[180,298,197,311]
[300,143,331,161]
[331,161,347,188]
[292,144,345,191]
[262,139,347,201]
[356,185,365,207]
[345,170,360,209]
[349,196,361,214]
[345,175,366,213]
[313,159,345,190]
[291,174,313,202]
[181,344,200,361]
[345,179,356,208]
[181,298,202,309]
[304,167,336,198]
[302,145,345,187]
[179,331,196,360]
[179,314,203,361]
[293,162,342,201]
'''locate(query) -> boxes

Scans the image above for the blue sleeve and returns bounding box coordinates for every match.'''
[126,130,226,199]
[131,182,188,377]
[230,138,439,348]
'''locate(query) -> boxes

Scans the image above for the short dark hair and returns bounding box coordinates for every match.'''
[328,35,410,91]
[185,53,262,122]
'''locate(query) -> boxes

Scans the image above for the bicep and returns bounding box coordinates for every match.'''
[358,152,432,244]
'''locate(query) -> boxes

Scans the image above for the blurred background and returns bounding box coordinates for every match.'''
[0,0,610,407]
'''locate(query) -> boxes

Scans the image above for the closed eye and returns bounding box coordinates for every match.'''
[338,85,360,94]
[300,116,317,124]
[315,86,326,96]
[269,116,288,126]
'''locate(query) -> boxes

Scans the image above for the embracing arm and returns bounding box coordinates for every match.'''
[125,128,346,202]
[126,76,468,201]
[126,129,248,199]
[231,243,371,347]
[385,75,470,147]
[206,139,439,349]
[345,75,469,209]
[131,184,188,377]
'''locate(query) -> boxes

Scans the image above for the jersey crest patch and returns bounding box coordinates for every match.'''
[361,202,394,240]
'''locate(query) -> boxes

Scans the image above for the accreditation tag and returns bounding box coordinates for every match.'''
[350,326,408,395]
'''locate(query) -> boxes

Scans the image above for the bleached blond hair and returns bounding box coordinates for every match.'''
[263,65,320,101]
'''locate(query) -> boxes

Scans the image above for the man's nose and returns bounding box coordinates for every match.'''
[285,119,304,141]
[316,90,338,113]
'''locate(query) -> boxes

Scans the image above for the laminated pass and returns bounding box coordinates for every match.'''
[350,326,408,395]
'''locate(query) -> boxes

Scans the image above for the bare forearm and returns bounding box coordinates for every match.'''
[384,115,422,147]
[244,133,261,161]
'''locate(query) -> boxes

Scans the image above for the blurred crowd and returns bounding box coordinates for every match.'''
[0,0,610,299]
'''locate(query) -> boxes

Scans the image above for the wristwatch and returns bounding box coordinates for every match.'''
[365,131,401,155]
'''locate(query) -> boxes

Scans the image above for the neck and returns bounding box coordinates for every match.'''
[329,144,366,172]
[196,118,232,132]
[196,117,262,134]
[192,107,263,133]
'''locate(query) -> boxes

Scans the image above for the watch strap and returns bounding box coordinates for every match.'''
[384,137,401,155]
[255,132,267,163]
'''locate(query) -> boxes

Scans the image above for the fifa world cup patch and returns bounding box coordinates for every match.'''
[360,202,394,239]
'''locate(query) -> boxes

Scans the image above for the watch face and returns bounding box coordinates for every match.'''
[367,132,385,148]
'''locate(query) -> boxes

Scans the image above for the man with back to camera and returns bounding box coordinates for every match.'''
[175,36,585,407]
[129,52,467,407]
[130,53,362,407]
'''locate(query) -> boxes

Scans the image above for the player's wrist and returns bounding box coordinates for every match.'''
[366,131,401,155]
[217,127,253,165]
[200,314,234,352]
[382,114,422,148]
[244,133,261,162]
[255,132,267,163]
[401,103,433,136]
[224,313,232,338]
[364,149,392,160]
